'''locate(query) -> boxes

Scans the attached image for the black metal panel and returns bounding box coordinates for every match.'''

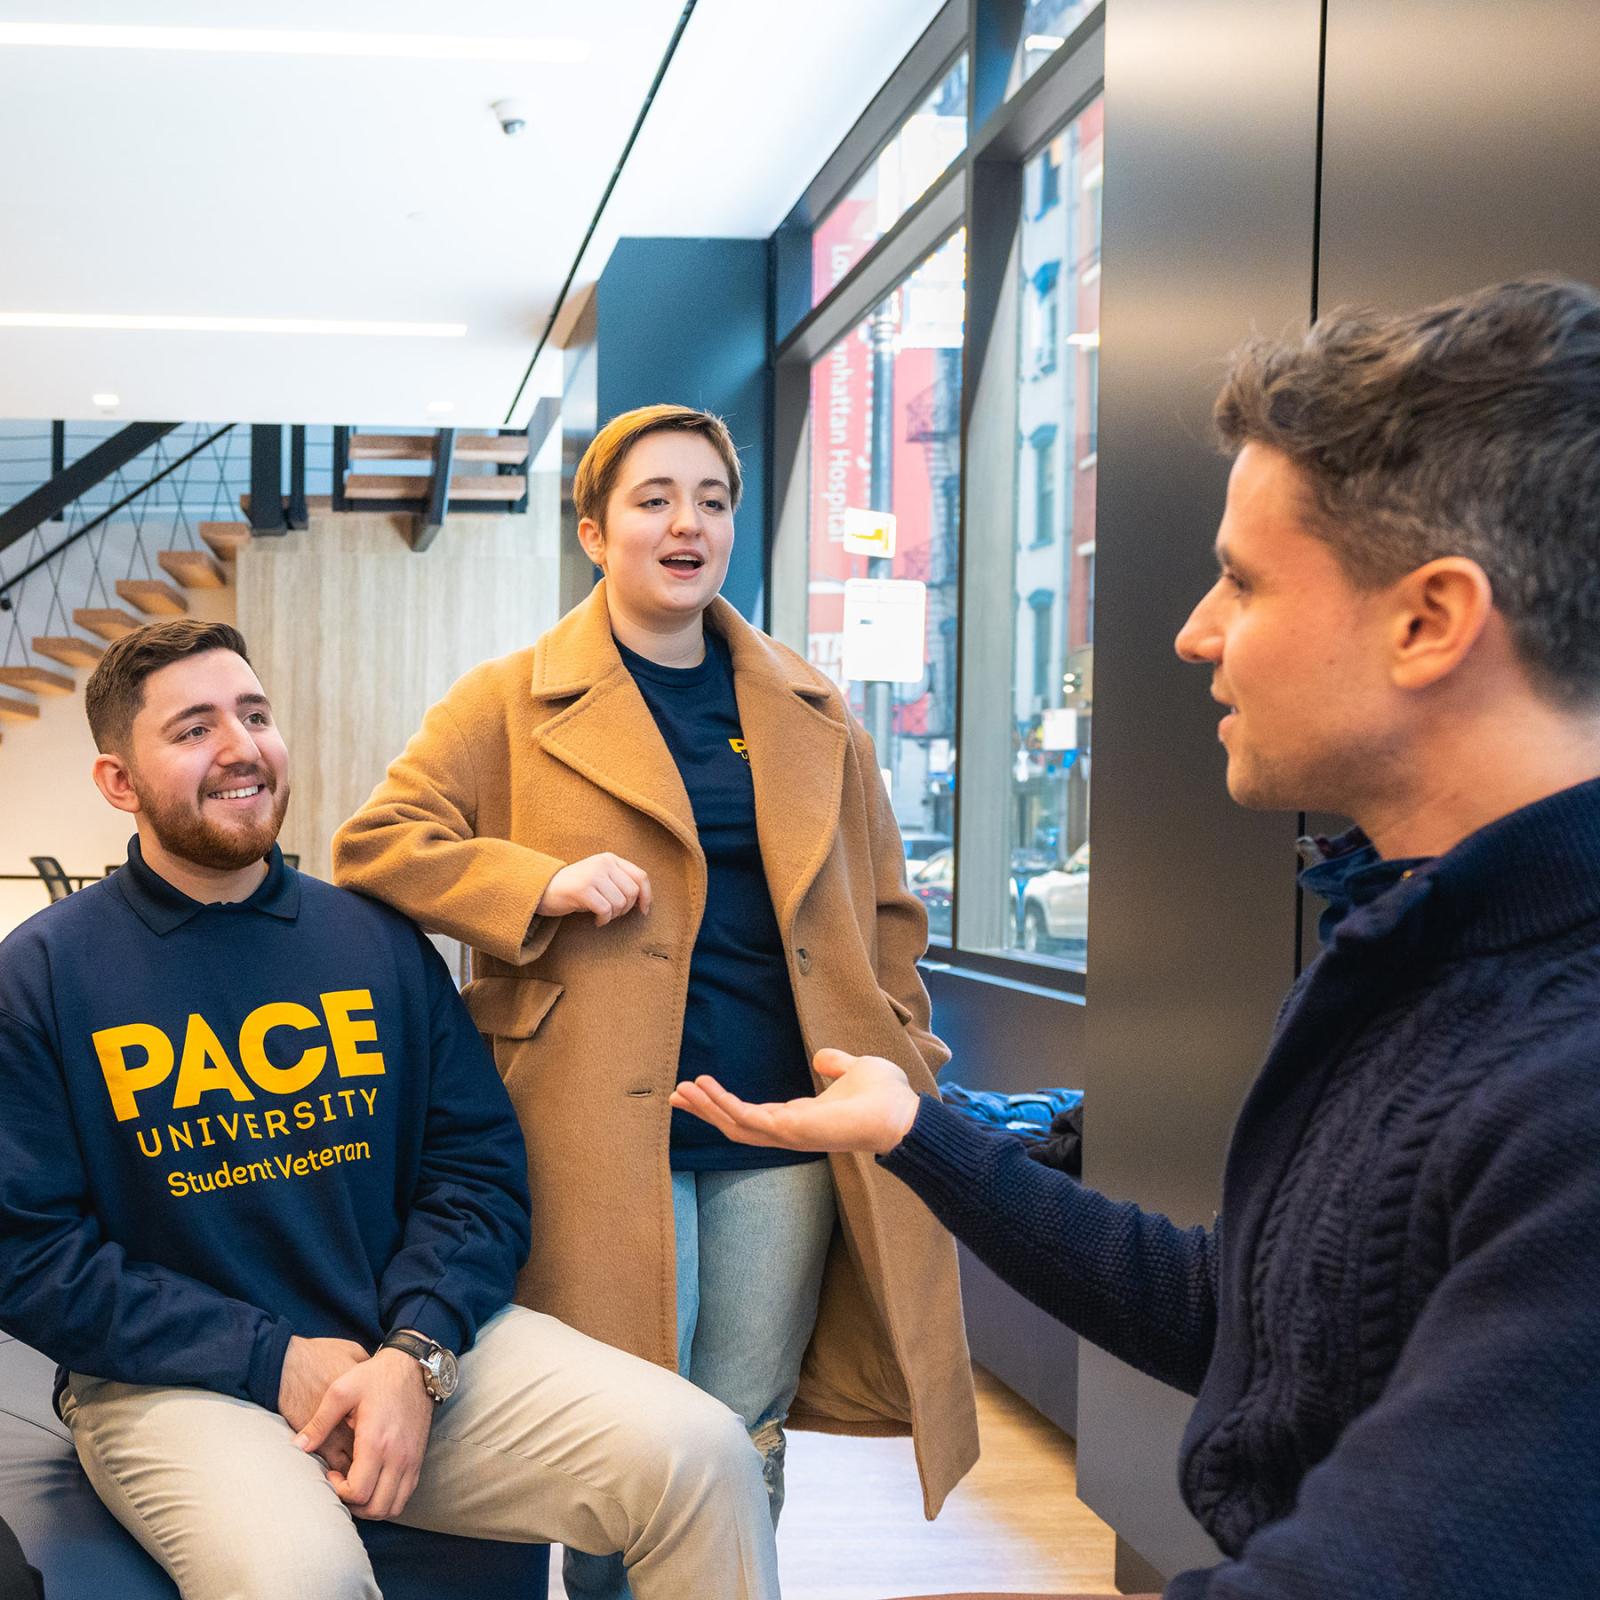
[1319,0,1600,311]
[0,422,178,554]
[1076,0,1323,1579]
[249,424,286,535]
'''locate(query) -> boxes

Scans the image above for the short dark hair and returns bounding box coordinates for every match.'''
[573,404,743,528]
[1215,275,1600,706]
[84,620,251,753]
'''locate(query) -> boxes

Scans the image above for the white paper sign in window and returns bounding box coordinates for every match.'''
[842,506,898,559]
[842,578,927,684]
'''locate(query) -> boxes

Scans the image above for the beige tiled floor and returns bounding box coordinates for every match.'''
[548,1367,1119,1599]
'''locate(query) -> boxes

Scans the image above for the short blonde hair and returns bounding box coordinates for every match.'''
[573,404,743,528]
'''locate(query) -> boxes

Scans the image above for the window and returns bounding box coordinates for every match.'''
[998,95,1103,970]
[1029,590,1054,703]
[1030,426,1057,546]
[811,56,968,305]
[1011,0,1099,93]
[805,234,966,940]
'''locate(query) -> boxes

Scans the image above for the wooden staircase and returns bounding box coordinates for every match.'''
[4,521,253,738]
[335,427,531,550]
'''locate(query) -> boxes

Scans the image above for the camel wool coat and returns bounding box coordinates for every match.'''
[332,582,979,1517]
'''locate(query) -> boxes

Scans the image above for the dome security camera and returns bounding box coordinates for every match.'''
[491,98,529,137]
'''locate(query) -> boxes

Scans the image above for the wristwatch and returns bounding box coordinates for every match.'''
[380,1330,460,1403]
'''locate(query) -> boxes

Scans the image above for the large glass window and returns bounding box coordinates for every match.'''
[805,234,967,939]
[1001,97,1102,968]
[811,56,968,305]
[1011,1,1099,93]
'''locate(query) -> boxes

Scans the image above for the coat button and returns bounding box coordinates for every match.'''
[796,947,812,975]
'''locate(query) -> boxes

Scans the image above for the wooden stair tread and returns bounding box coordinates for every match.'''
[0,666,74,695]
[115,579,189,616]
[73,607,149,641]
[158,549,228,589]
[344,474,527,502]
[0,693,40,721]
[452,473,526,500]
[199,521,251,559]
[456,435,529,465]
[33,635,105,667]
[347,433,436,463]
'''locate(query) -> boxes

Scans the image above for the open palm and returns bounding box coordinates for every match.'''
[669,1048,922,1156]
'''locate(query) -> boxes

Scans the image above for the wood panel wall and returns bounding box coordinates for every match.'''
[235,491,561,893]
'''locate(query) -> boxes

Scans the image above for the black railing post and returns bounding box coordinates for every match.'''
[332,426,349,513]
[50,422,65,521]
[250,424,287,534]
[416,428,455,552]
[286,426,309,529]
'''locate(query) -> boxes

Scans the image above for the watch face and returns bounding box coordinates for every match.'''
[430,1348,460,1399]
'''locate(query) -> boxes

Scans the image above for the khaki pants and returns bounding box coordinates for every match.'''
[61,1305,780,1600]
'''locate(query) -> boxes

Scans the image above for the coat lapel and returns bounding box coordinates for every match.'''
[713,599,850,934]
[529,582,699,855]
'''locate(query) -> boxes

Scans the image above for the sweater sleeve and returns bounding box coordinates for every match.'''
[378,941,532,1355]
[332,686,567,968]
[0,1006,294,1409]
[1167,1049,1600,1600]
[882,1095,1218,1394]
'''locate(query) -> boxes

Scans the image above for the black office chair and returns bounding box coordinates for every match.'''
[29,858,73,903]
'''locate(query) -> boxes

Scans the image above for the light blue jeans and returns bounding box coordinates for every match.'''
[563,1159,837,1600]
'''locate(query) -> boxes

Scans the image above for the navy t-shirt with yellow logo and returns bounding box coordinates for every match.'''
[0,840,530,1412]
[616,629,820,1170]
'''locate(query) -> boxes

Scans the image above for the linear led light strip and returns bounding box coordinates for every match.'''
[0,313,467,337]
[0,24,589,62]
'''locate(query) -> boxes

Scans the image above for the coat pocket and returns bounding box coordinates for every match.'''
[461,975,565,1040]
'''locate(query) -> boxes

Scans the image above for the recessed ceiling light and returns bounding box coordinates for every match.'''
[0,312,466,338]
[92,392,120,409]
[426,400,454,415]
[0,24,589,63]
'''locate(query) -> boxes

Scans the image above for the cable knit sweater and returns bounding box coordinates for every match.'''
[884,777,1600,1596]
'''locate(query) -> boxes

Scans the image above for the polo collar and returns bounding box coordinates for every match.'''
[1312,775,1600,958]
[117,835,301,935]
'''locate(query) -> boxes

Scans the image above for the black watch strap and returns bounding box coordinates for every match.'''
[381,1331,435,1363]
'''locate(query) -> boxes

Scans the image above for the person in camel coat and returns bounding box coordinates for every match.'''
[333,404,977,1596]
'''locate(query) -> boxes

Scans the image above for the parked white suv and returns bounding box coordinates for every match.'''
[1020,841,1089,956]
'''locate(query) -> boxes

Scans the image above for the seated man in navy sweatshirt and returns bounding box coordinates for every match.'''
[0,619,779,1600]
[674,276,1600,1596]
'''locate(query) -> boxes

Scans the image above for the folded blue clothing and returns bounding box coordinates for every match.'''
[939,1083,1084,1139]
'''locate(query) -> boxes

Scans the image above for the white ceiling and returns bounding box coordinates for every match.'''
[0,1,944,430]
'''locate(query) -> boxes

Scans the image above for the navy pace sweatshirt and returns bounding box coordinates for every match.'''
[884,777,1600,1596]
[0,841,531,1413]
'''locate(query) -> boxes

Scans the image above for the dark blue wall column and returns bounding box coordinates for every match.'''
[595,238,771,623]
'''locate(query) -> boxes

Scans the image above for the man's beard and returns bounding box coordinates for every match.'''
[134,771,291,871]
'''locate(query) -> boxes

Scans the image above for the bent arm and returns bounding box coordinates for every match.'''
[0,1010,294,1408]
[333,693,566,967]
[376,944,531,1355]
[883,1095,1218,1394]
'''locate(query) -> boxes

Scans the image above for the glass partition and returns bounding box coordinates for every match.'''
[996,97,1102,968]
[805,233,967,938]
[812,56,968,306]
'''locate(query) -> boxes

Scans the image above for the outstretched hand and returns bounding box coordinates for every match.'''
[669,1048,922,1156]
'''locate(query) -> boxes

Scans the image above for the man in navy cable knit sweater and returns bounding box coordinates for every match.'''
[0,620,780,1600]
[675,276,1600,1596]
